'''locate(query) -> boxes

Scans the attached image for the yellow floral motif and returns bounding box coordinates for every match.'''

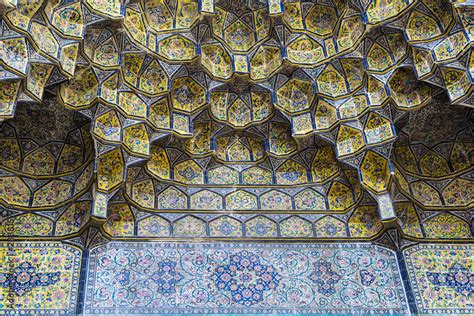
[328,181,355,211]
[26,63,54,100]
[225,190,257,210]
[441,67,471,102]
[85,0,122,18]
[315,216,347,238]
[406,11,442,42]
[118,92,148,119]
[249,46,282,81]
[260,190,292,210]
[157,187,187,209]
[56,202,91,236]
[360,151,391,193]
[22,148,55,176]
[171,77,206,113]
[0,37,28,74]
[294,189,326,210]
[367,43,394,72]
[0,80,21,118]
[241,167,273,185]
[287,36,325,65]
[314,99,338,131]
[245,216,277,238]
[366,0,414,24]
[367,75,388,106]
[190,190,222,210]
[419,151,450,177]
[442,178,473,208]
[280,216,313,237]
[268,122,298,156]
[123,123,150,156]
[0,139,21,170]
[201,44,233,80]
[132,179,155,209]
[306,4,338,36]
[395,202,423,238]
[30,21,59,59]
[348,205,383,238]
[364,113,395,144]
[174,160,204,184]
[276,160,308,185]
[207,166,239,185]
[394,146,419,174]
[276,78,314,114]
[404,244,474,313]
[83,28,120,69]
[339,95,368,120]
[209,216,242,237]
[158,35,196,62]
[185,122,211,156]
[423,213,471,239]
[75,163,94,193]
[59,67,99,109]
[59,43,79,77]
[292,113,313,136]
[410,181,442,207]
[143,0,174,32]
[137,216,170,237]
[1,213,53,237]
[412,47,434,78]
[434,32,468,62]
[57,144,86,174]
[173,215,206,237]
[450,143,473,172]
[149,98,171,130]
[32,180,73,207]
[124,7,147,46]
[0,242,82,314]
[104,204,134,237]
[388,68,431,109]
[93,110,122,143]
[336,125,365,157]
[337,16,364,50]
[312,147,339,183]
[317,64,348,98]
[5,0,43,31]
[97,149,124,192]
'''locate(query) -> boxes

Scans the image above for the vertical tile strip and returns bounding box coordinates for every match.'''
[396,249,418,314]
[76,248,90,315]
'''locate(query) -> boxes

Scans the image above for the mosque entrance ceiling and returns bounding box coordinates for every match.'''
[0,0,472,314]
[0,0,472,241]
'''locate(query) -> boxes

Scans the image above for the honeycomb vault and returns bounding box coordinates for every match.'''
[0,0,472,314]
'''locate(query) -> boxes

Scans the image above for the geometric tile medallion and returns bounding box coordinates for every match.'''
[85,242,409,314]
[0,242,82,315]
[404,244,473,314]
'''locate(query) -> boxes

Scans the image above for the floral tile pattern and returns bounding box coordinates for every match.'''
[0,242,82,314]
[84,242,409,314]
[0,0,473,313]
[404,243,473,314]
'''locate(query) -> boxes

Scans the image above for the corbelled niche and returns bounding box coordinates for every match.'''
[0,0,472,314]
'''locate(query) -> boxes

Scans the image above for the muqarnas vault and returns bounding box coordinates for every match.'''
[0,0,472,314]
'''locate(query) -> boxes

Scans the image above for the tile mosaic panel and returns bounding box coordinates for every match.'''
[1,0,473,312]
[0,241,82,315]
[100,211,385,239]
[404,243,473,314]
[85,242,409,314]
